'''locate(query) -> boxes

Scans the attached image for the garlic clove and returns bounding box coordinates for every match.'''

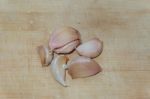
[37,45,53,67]
[55,40,80,54]
[49,27,80,51]
[50,55,69,87]
[67,56,102,79]
[65,51,80,69]
[76,38,103,58]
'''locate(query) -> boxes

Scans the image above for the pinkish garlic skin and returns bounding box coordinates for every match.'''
[49,27,80,53]
[67,56,102,79]
[37,45,53,66]
[76,38,103,58]
[50,55,68,87]
[55,40,80,54]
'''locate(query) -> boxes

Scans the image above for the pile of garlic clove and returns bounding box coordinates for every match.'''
[37,26,103,87]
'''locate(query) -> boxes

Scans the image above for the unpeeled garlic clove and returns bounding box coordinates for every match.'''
[76,38,103,58]
[55,40,80,54]
[37,45,53,67]
[50,55,69,86]
[49,26,80,53]
[67,56,102,79]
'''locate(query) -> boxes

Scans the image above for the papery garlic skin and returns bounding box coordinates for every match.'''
[55,40,80,54]
[67,56,102,79]
[37,45,53,66]
[76,38,103,58]
[49,27,80,53]
[50,55,68,86]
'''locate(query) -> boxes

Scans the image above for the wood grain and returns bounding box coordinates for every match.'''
[0,0,150,99]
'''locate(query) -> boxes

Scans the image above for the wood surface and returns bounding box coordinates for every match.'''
[0,0,150,99]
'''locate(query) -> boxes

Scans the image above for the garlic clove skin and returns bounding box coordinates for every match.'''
[65,51,80,69]
[76,38,103,58]
[67,56,102,79]
[50,55,68,87]
[55,40,80,54]
[37,45,53,67]
[49,27,80,52]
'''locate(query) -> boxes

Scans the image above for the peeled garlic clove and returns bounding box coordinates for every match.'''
[76,38,103,58]
[37,45,53,66]
[50,55,68,86]
[68,56,102,79]
[55,40,80,54]
[49,27,80,52]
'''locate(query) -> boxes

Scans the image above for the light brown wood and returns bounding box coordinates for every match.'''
[0,0,150,99]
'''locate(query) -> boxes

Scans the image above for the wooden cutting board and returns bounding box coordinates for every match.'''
[0,0,150,99]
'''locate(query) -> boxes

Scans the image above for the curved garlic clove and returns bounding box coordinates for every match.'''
[68,56,102,79]
[50,55,69,87]
[76,38,103,58]
[37,45,53,67]
[49,27,80,52]
[55,40,80,54]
